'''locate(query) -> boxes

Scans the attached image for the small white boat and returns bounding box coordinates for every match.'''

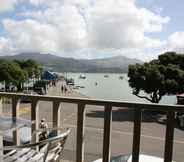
[79,74,86,79]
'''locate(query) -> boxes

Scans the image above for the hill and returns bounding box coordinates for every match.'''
[0,53,142,73]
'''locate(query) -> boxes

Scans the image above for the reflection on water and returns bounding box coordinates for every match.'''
[67,73,176,104]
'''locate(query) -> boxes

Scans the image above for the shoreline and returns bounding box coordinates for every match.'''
[47,81,90,99]
[70,89,90,98]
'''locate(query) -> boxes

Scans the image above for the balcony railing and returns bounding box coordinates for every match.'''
[0,92,184,162]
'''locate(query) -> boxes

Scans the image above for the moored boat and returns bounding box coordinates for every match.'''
[104,75,109,78]
[119,76,123,80]
[79,74,86,79]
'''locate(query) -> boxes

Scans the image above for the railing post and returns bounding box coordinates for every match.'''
[164,111,175,162]
[0,97,2,162]
[102,105,112,162]
[31,99,39,143]
[12,97,20,145]
[132,109,142,162]
[53,101,61,133]
[0,97,2,115]
[76,103,85,162]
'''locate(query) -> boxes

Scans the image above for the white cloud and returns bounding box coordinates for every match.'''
[0,0,17,13]
[3,19,60,53]
[0,37,15,55]
[29,0,89,8]
[140,8,170,33]
[85,0,168,50]
[3,11,86,54]
[0,0,171,60]
[166,32,184,53]
[29,0,54,6]
[24,0,168,50]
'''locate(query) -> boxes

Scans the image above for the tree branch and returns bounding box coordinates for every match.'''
[135,94,153,103]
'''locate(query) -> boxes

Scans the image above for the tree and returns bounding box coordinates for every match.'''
[128,52,184,103]
[14,59,42,80]
[0,60,27,91]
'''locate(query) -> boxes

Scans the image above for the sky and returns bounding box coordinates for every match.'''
[0,0,183,61]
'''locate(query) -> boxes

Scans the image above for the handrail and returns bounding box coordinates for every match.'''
[0,92,184,111]
[0,92,182,162]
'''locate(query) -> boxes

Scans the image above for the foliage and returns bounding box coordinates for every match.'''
[128,52,184,103]
[14,59,42,79]
[0,60,26,90]
[0,59,42,91]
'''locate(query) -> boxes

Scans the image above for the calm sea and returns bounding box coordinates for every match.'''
[67,73,177,105]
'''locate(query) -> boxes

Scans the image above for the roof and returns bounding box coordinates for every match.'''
[42,71,57,80]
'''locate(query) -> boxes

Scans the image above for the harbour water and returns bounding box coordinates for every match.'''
[67,73,177,104]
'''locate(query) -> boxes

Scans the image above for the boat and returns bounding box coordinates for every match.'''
[79,74,86,79]
[119,76,124,80]
[75,85,85,88]
[104,75,109,78]
[79,86,85,88]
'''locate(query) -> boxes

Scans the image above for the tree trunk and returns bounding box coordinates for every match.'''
[17,82,22,91]
[151,91,162,103]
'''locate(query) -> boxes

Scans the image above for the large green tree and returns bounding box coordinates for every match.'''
[0,60,27,91]
[128,52,184,103]
[14,59,42,79]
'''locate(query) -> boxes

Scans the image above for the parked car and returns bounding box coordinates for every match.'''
[0,87,5,92]
[6,85,17,92]
[34,87,46,95]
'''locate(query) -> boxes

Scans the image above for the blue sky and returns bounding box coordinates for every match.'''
[0,0,183,61]
[137,0,184,40]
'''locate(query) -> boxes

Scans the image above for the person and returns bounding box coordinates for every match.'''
[39,118,48,140]
[61,85,64,93]
[54,81,56,86]
[64,85,67,94]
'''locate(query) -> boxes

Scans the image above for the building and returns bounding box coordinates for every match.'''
[42,71,58,81]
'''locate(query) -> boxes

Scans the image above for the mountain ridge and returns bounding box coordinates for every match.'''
[0,53,143,73]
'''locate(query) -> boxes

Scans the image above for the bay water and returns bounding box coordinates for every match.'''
[67,73,177,105]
